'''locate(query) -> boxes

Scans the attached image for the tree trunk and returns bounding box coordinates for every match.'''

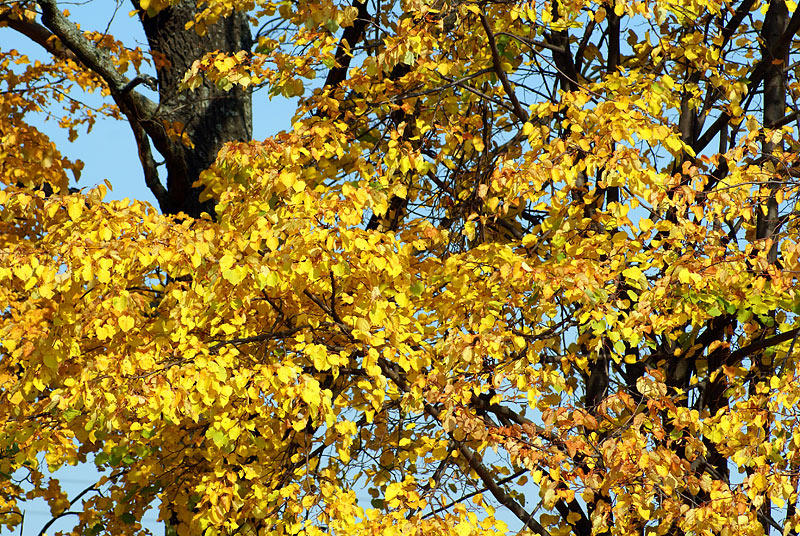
[133,0,253,217]
[758,0,787,261]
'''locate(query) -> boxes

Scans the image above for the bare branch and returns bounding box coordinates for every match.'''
[478,13,528,123]
[728,328,800,364]
[130,120,168,206]
[0,11,77,61]
[35,0,158,119]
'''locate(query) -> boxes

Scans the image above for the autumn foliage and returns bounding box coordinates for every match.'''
[3,0,800,534]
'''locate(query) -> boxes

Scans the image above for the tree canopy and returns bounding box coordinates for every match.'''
[3,0,800,534]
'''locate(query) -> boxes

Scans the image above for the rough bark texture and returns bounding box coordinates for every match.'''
[758,0,787,263]
[135,1,253,217]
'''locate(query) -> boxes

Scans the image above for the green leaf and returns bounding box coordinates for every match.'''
[410,281,424,296]
[496,34,513,59]
[324,19,339,33]
[43,353,58,371]
[207,428,228,448]
[222,266,243,284]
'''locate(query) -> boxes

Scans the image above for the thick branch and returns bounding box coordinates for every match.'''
[693,7,800,154]
[727,328,800,365]
[456,442,551,536]
[38,0,143,102]
[0,11,77,61]
[479,14,528,122]
[35,0,176,205]
[209,326,308,353]
[719,0,758,50]
[606,11,620,73]
[324,0,371,88]
[35,0,161,126]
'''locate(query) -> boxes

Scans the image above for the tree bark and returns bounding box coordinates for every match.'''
[758,0,788,263]
[132,0,253,217]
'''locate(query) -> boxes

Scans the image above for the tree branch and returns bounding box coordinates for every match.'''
[421,469,528,519]
[0,10,78,62]
[37,0,146,102]
[694,7,800,154]
[323,0,371,88]
[455,440,550,536]
[378,359,552,536]
[727,327,800,365]
[479,13,528,123]
[209,326,308,353]
[130,120,168,207]
[35,0,177,205]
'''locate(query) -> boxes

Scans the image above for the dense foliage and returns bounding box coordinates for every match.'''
[3,0,800,534]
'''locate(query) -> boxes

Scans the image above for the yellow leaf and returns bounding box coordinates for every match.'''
[622,266,643,282]
[465,4,482,15]
[455,521,472,536]
[219,253,236,272]
[595,7,606,22]
[67,199,83,220]
[118,315,135,332]
[665,136,683,153]
[752,473,767,492]
[395,291,409,308]
[522,122,535,136]
[355,317,370,333]
[277,366,294,383]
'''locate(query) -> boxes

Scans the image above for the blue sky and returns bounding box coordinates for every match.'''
[2,4,296,534]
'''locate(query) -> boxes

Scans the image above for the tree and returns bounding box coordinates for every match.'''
[3,0,800,533]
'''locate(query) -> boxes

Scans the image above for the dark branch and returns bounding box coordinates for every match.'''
[0,11,78,62]
[727,328,800,365]
[479,14,528,123]
[323,0,371,88]
[379,359,552,536]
